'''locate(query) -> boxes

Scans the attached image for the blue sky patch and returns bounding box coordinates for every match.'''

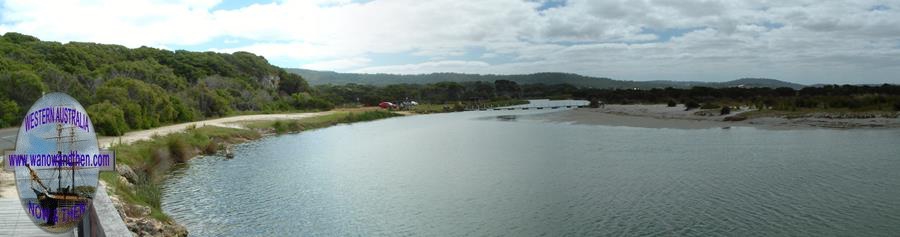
[172,36,255,52]
[870,4,890,11]
[210,0,275,11]
[760,21,785,30]
[639,27,706,42]
[535,0,566,11]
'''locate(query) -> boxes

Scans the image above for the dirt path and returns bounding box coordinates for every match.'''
[97,111,334,148]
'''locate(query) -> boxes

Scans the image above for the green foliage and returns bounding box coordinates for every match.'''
[0,70,47,108]
[494,79,520,98]
[167,136,191,163]
[290,92,334,110]
[0,98,20,127]
[96,78,179,129]
[1,32,40,43]
[133,172,163,210]
[38,66,91,102]
[340,110,401,123]
[87,101,128,136]
[700,103,721,109]
[278,71,310,95]
[101,125,261,220]
[577,85,900,113]
[97,60,186,90]
[684,101,701,110]
[251,110,402,134]
[0,33,323,132]
[196,88,233,117]
[720,106,732,115]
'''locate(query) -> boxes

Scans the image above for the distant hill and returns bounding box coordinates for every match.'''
[287,68,805,89]
[648,78,806,90]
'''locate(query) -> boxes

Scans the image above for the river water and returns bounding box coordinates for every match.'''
[162,101,900,236]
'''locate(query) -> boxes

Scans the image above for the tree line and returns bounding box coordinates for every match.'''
[317,81,900,112]
[573,84,900,111]
[2,32,897,136]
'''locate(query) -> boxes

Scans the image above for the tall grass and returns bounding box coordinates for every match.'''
[248,110,402,134]
[101,126,260,221]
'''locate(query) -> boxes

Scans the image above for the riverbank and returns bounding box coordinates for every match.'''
[96,108,401,236]
[410,99,529,114]
[536,104,900,129]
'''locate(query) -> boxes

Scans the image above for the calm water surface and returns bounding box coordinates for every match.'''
[162,102,900,236]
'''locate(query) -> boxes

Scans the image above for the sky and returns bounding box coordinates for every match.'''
[1,0,899,84]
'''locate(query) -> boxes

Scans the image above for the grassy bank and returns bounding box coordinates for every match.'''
[100,110,401,222]
[245,110,401,134]
[412,99,529,114]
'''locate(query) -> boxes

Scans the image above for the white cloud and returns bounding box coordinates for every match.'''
[2,0,899,83]
[354,60,492,74]
[0,0,221,47]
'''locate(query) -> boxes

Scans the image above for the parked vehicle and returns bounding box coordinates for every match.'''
[378,101,397,109]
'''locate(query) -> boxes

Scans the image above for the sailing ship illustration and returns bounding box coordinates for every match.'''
[23,123,92,226]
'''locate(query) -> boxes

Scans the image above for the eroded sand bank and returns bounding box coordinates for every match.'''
[534,104,900,129]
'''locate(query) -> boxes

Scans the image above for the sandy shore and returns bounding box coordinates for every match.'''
[536,104,900,129]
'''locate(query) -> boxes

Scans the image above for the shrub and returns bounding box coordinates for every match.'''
[287,121,303,131]
[88,101,129,136]
[291,92,334,111]
[453,102,465,112]
[204,141,218,155]
[667,100,677,107]
[0,98,20,127]
[167,136,191,163]
[701,103,721,109]
[720,106,732,115]
[684,101,701,111]
[131,171,162,209]
[272,121,287,133]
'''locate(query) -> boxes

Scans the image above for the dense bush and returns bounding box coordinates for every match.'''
[701,103,721,109]
[684,101,701,110]
[0,33,328,135]
[87,101,128,136]
[0,99,19,127]
[720,106,732,115]
[667,100,677,107]
[290,92,334,111]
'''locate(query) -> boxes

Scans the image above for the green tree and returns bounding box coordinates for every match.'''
[278,71,310,95]
[494,80,520,98]
[95,78,178,129]
[290,92,334,110]
[0,98,20,127]
[195,88,233,117]
[87,101,128,136]
[96,60,186,91]
[0,70,47,109]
